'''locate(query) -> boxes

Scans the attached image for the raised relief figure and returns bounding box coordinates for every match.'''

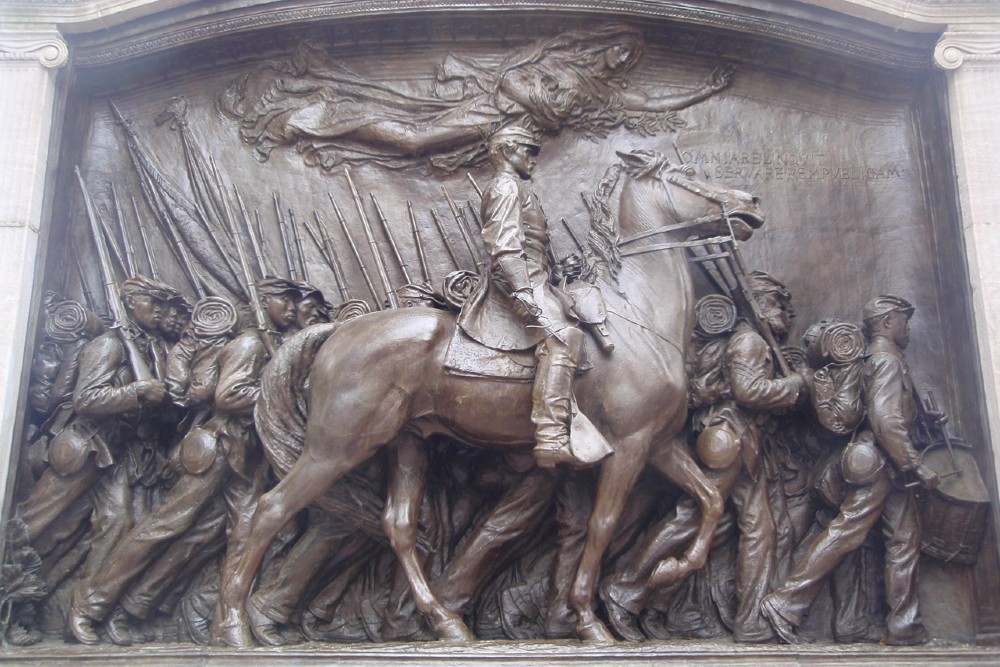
[762,295,939,646]
[220,24,731,171]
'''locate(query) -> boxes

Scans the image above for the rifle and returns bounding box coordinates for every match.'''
[371,193,412,285]
[443,187,484,270]
[345,168,398,309]
[70,238,98,314]
[303,213,349,301]
[407,201,431,284]
[131,195,160,281]
[234,186,267,279]
[75,166,155,381]
[312,211,351,302]
[429,208,462,271]
[288,208,310,283]
[329,192,381,307]
[722,236,792,377]
[110,183,137,277]
[273,193,298,280]
[210,159,275,358]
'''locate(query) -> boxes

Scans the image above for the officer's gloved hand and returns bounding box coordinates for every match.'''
[511,288,541,321]
[912,463,940,490]
[553,254,583,285]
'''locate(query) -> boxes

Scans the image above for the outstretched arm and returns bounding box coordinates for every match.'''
[620,65,734,113]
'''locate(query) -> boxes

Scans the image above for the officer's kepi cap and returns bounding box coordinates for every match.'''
[489,125,540,152]
[863,294,914,321]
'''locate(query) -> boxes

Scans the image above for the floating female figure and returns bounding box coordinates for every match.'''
[220,23,732,172]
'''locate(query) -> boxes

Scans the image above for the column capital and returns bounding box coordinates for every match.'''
[935,29,1000,70]
[0,28,68,68]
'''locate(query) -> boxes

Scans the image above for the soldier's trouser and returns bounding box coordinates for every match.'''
[79,465,134,584]
[73,449,229,621]
[251,510,353,624]
[17,458,103,544]
[766,470,923,640]
[603,463,775,642]
[122,495,228,619]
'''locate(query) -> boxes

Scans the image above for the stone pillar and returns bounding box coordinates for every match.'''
[0,28,68,522]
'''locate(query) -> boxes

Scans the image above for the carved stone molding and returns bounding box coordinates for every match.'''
[934,30,1000,69]
[0,30,69,68]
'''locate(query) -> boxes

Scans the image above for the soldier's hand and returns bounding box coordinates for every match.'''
[557,254,584,283]
[912,463,940,490]
[511,289,541,321]
[137,379,168,405]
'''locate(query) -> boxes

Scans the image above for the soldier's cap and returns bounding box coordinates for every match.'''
[120,275,177,303]
[257,277,302,297]
[166,292,193,314]
[863,294,914,322]
[747,270,791,302]
[289,280,326,304]
[489,125,541,153]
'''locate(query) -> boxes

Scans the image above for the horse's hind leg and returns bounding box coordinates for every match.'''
[213,451,364,647]
[646,436,725,587]
[384,433,474,642]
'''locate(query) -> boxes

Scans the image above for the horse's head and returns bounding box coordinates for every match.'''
[616,149,764,241]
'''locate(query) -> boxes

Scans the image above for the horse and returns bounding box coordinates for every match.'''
[213,149,765,646]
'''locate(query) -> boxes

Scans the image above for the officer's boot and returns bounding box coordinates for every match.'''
[532,328,588,469]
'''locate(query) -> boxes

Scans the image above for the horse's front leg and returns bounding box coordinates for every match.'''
[646,436,725,587]
[569,432,652,643]
[384,433,473,642]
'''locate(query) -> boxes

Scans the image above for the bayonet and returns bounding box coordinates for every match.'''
[234,186,267,279]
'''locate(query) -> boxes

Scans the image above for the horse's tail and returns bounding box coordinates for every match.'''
[255,323,389,544]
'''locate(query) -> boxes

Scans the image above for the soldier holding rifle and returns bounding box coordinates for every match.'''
[762,295,939,646]
[601,274,808,643]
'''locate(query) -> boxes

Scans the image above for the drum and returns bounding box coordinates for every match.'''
[918,443,990,564]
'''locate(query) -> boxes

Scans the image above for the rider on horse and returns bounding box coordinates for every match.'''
[458,125,611,469]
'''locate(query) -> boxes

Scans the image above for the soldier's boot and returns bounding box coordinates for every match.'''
[532,329,610,469]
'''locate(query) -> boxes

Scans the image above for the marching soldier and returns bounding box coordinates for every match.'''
[762,295,939,645]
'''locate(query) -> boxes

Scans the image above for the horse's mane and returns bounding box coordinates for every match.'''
[581,162,623,284]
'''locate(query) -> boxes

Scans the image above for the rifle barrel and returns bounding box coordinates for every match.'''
[274,193,298,280]
[443,187,484,270]
[111,183,137,277]
[429,208,462,271]
[371,193,412,284]
[75,166,155,381]
[234,186,266,280]
[345,168,398,309]
[315,209,351,301]
[210,158,275,357]
[131,195,160,280]
[288,208,310,283]
[407,201,430,284]
[330,192,381,307]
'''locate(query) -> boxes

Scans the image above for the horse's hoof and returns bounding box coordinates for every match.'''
[577,616,616,644]
[435,616,475,643]
[649,557,686,588]
[210,608,255,648]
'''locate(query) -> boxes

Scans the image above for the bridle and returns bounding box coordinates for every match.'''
[617,166,737,258]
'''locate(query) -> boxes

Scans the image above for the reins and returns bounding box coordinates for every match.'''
[617,168,735,258]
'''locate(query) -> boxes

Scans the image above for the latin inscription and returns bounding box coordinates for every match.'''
[680,150,904,182]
